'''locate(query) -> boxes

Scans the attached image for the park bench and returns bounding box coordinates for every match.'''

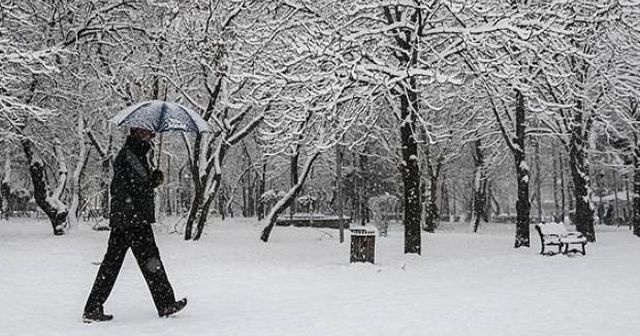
[535,222,587,255]
[276,214,351,229]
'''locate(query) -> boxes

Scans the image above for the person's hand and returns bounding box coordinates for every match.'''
[151,169,164,187]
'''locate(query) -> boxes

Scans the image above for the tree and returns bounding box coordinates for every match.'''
[536,1,640,242]
[418,88,467,233]
[597,3,640,235]
[326,1,470,254]
[1,1,70,234]
[148,1,272,240]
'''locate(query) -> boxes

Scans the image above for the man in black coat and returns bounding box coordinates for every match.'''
[83,128,186,323]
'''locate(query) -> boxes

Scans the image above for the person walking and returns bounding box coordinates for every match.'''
[83,127,186,323]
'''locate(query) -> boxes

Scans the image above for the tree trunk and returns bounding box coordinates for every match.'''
[423,142,440,233]
[218,189,225,221]
[192,163,225,240]
[289,151,299,217]
[472,139,487,233]
[185,136,224,240]
[68,115,90,227]
[613,171,619,222]
[336,143,345,243]
[514,90,531,248]
[352,157,359,223]
[424,172,439,233]
[257,160,266,220]
[86,128,112,220]
[193,177,221,241]
[553,147,560,219]
[242,175,248,217]
[400,79,421,255]
[184,185,204,240]
[568,129,596,242]
[166,154,173,216]
[189,136,238,240]
[440,174,450,221]
[248,173,255,218]
[559,151,566,220]
[2,155,11,218]
[452,182,457,221]
[22,139,68,235]
[184,129,208,240]
[534,138,542,222]
[625,178,631,225]
[486,184,498,219]
[359,152,368,225]
[241,142,254,217]
[261,152,320,242]
[634,141,640,237]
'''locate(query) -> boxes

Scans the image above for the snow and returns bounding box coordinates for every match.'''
[519,161,529,171]
[1,218,639,336]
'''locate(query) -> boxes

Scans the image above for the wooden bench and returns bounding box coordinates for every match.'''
[535,222,587,255]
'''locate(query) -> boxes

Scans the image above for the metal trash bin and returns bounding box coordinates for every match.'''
[350,227,376,263]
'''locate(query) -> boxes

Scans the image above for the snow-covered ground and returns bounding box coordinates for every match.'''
[0,217,637,336]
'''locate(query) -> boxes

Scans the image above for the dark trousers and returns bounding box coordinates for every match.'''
[84,224,176,314]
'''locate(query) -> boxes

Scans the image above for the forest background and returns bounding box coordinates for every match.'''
[1,0,639,253]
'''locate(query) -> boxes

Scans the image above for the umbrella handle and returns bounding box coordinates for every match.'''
[155,133,164,169]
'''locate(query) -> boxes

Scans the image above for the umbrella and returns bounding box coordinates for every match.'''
[109,100,210,133]
[110,100,210,167]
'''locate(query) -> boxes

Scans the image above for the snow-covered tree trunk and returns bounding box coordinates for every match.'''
[534,139,542,222]
[193,153,225,241]
[423,144,442,233]
[359,152,369,226]
[86,128,112,220]
[22,139,68,235]
[552,148,561,220]
[185,186,205,239]
[513,90,531,248]
[488,86,531,247]
[569,128,596,242]
[68,114,90,227]
[261,152,320,242]
[400,81,422,255]
[185,130,220,240]
[183,122,215,240]
[559,152,566,221]
[187,111,263,241]
[424,172,440,233]
[289,151,300,217]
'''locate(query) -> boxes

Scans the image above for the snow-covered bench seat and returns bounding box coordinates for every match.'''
[535,222,587,255]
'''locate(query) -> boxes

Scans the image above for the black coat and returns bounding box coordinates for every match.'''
[109,136,158,228]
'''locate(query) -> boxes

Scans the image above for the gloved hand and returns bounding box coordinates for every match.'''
[151,169,164,187]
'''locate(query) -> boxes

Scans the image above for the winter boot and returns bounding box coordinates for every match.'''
[159,298,187,318]
[83,306,113,323]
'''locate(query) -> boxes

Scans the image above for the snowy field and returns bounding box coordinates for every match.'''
[0,217,638,336]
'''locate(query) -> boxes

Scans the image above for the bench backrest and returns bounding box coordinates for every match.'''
[537,222,569,236]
